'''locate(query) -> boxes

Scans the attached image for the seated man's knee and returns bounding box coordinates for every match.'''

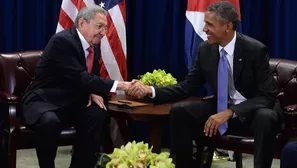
[87,105,110,124]
[170,102,191,117]
[254,108,278,124]
[35,112,62,134]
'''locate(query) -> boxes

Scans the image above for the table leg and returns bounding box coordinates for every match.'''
[117,119,128,143]
[149,119,165,153]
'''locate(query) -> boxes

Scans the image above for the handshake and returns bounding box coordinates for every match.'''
[117,80,153,99]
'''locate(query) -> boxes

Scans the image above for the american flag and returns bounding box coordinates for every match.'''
[56,0,127,81]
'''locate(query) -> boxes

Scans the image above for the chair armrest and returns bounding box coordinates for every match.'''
[284,104,297,114]
[282,104,297,141]
[0,90,19,103]
[0,91,19,134]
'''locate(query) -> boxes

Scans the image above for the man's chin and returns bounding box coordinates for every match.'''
[91,40,100,45]
[207,40,215,44]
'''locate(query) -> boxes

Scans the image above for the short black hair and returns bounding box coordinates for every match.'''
[206,1,239,30]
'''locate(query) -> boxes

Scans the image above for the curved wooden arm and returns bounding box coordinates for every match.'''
[0,91,19,134]
[282,104,297,141]
[0,90,19,103]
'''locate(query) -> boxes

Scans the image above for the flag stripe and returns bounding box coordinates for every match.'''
[56,23,64,33]
[83,0,95,6]
[187,0,241,20]
[118,0,126,24]
[99,58,110,79]
[186,11,207,41]
[71,0,86,10]
[101,36,123,80]
[187,0,218,12]
[109,4,127,57]
[71,0,86,9]
[61,0,78,22]
[104,13,127,79]
[58,9,75,29]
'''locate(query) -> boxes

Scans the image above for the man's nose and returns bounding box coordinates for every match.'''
[203,25,207,32]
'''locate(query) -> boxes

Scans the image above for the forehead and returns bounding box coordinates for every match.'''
[91,12,107,24]
[204,11,217,21]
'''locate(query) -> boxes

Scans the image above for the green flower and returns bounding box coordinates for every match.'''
[139,69,177,86]
[97,141,175,168]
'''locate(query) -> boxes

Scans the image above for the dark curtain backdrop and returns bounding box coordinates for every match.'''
[1,0,297,146]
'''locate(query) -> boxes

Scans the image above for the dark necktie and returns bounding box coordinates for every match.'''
[87,46,94,74]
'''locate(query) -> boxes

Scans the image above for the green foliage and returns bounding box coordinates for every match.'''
[96,141,175,168]
[138,69,177,86]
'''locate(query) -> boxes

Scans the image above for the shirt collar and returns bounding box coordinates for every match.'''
[76,28,90,51]
[219,31,236,56]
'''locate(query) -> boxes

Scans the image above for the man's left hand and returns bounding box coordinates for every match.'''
[204,109,233,137]
[87,94,107,110]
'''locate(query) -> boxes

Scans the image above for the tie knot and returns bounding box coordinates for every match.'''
[220,48,227,57]
[87,46,94,53]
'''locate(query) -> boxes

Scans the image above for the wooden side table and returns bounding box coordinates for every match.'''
[108,94,200,153]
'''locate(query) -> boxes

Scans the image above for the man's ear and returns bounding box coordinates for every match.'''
[226,22,233,32]
[78,18,85,28]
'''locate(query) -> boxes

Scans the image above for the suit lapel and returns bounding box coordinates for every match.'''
[233,33,244,83]
[71,27,87,70]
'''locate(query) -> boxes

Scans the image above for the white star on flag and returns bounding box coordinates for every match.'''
[99,1,105,8]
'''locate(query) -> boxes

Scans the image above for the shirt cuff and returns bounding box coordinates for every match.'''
[150,86,156,98]
[110,81,118,92]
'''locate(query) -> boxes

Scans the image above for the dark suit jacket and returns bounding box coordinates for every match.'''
[21,27,114,125]
[154,32,278,123]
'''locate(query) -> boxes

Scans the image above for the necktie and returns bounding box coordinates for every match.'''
[217,48,228,135]
[87,46,94,74]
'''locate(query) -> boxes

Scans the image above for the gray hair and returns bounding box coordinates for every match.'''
[74,5,107,28]
[207,1,239,30]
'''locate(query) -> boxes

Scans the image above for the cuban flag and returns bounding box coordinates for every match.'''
[185,0,241,70]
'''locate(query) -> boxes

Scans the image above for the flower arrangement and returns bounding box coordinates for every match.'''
[95,141,175,168]
[138,69,177,86]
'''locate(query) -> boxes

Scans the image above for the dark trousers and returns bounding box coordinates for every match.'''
[169,100,281,168]
[281,141,297,168]
[26,103,109,168]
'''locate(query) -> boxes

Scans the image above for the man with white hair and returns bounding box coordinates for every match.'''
[21,5,130,168]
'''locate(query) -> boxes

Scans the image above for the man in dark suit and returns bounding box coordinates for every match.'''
[21,5,130,168]
[127,1,282,168]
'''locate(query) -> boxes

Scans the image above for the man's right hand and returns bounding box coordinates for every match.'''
[87,94,107,110]
[126,80,152,99]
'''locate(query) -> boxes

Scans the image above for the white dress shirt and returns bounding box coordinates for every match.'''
[150,32,246,113]
[76,29,118,92]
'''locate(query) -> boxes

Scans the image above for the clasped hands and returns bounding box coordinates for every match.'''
[118,80,152,99]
